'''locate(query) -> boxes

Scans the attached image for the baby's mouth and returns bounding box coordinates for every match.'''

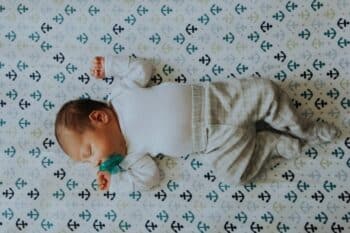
[97,160,102,166]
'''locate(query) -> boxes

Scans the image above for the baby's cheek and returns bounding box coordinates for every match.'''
[105,175,111,189]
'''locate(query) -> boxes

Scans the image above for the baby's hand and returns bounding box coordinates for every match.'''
[91,56,105,79]
[97,171,111,191]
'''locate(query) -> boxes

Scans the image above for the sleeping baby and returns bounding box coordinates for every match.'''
[54,55,340,191]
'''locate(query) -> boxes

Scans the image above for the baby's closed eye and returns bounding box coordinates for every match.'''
[82,145,92,159]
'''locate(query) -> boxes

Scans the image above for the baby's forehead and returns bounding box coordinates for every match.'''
[58,124,96,146]
[58,127,83,151]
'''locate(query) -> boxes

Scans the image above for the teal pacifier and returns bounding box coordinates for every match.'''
[99,154,125,174]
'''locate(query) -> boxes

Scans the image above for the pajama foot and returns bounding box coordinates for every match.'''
[275,134,302,159]
[307,121,341,144]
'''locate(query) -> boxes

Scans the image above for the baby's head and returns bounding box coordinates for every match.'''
[55,99,123,167]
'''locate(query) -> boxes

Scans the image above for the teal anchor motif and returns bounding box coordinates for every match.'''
[129,191,141,201]
[113,43,125,54]
[0,5,5,13]
[79,209,92,222]
[104,210,117,222]
[88,5,99,16]
[29,147,41,158]
[235,211,248,223]
[4,146,16,157]
[210,4,222,15]
[248,31,260,42]
[53,72,65,83]
[186,43,198,54]
[64,4,76,15]
[206,190,219,202]
[40,41,52,52]
[198,14,209,25]
[277,222,290,233]
[124,14,136,25]
[223,32,234,44]
[27,209,39,221]
[167,180,179,192]
[52,13,64,24]
[338,37,350,48]
[77,33,88,44]
[52,189,65,200]
[41,219,54,231]
[286,1,298,12]
[173,33,185,44]
[285,190,298,203]
[261,40,273,52]
[261,211,274,223]
[136,5,148,16]
[324,28,337,39]
[18,118,30,129]
[16,60,28,71]
[197,221,210,232]
[28,32,40,42]
[235,4,247,15]
[119,220,131,232]
[191,159,203,170]
[156,210,169,222]
[311,0,324,11]
[149,33,161,45]
[161,5,172,16]
[15,178,27,190]
[183,211,195,223]
[5,30,16,41]
[0,118,6,127]
[162,64,174,75]
[101,33,112,44]
[273,11,285,22]
[299,29,311,40]
[236,63,248,74]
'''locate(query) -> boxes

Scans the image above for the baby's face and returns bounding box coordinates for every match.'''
[59,109,123,167]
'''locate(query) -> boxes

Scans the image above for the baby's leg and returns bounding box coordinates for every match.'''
[240,130,302,183]
[242,78,340,144]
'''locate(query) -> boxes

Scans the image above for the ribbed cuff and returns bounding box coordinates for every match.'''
[191,84,207,154]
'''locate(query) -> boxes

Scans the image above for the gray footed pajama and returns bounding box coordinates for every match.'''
[191,78,318,184]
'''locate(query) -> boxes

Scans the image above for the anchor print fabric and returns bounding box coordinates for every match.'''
[0,0,349,232]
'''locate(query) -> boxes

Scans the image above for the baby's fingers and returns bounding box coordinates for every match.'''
[97,171,111,191]
[93,56,104,65]
[90,58,105,79]
[90,68,104,78]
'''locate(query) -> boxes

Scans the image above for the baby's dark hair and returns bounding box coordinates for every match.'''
[54,98,110,150]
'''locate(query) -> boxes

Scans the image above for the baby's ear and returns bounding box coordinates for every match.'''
[89,110,109,124]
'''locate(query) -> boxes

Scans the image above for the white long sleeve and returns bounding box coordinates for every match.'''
[104,55,154,88]
[109,153,161,191]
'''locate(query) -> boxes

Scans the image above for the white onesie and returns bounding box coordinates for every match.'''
[105,55,193,191]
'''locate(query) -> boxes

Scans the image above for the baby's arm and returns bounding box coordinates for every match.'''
[96,153,160,192]
[108,154,160,191]
[91,55,155,88]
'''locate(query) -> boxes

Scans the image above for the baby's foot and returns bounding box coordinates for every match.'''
[307,121,341,144]
[275,134,302,159]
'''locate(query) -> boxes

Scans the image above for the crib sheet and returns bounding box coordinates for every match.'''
[0,0,349,232]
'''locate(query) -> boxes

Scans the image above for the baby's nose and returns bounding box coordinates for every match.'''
[97,160,102,166]
[89,158,101,167]
[93,160,102,167]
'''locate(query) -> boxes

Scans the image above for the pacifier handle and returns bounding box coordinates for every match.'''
[99,154,125,174]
